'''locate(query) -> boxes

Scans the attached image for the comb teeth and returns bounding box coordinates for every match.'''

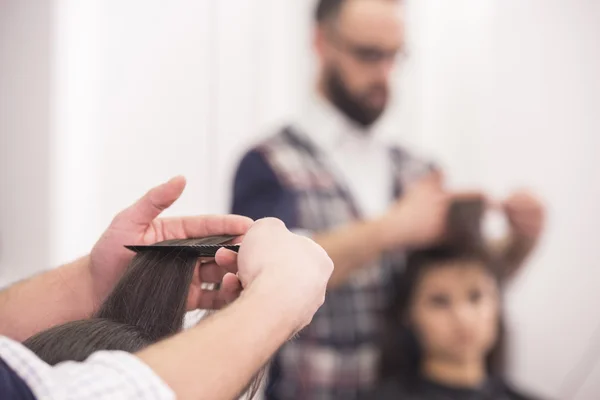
[124,244,240,257]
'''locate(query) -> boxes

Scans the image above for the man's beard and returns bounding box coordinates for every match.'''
[325,68,387,128]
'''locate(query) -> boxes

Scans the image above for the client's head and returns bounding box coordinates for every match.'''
[380,243,505,389]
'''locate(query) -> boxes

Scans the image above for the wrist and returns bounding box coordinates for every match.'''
[241,278,305,334]
[56,255,98,318]
[76,255,103,313]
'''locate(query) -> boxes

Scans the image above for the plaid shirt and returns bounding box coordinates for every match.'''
[0,336,174,400]
[232,127,434,400]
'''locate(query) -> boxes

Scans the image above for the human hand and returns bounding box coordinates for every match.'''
[377,174,450,251]
[502,190,545,242]
[215,218,334,332]
[89,176,253,309]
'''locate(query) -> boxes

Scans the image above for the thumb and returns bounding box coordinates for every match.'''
[118,176,186,226]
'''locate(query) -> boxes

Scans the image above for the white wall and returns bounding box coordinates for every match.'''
[489,2,600,398]
[50,0,316,263]
[50,0,218,265]
[0,0,52,286]
[1,0,599,398]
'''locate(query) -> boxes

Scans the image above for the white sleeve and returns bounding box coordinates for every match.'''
[0,336,174,400]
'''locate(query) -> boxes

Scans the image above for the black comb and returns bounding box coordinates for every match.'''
[124,244,239,257]
[125,235,240,257]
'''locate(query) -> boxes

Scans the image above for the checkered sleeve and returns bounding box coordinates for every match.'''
[0,336,175,400]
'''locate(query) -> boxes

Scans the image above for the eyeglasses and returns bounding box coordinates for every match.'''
[328,33,406,65]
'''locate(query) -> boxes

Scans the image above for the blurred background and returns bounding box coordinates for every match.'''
[1,0,599,398]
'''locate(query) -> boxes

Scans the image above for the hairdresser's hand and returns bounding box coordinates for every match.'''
[89,176,253,307]
[489,190,545,278]
[216,218,333,332]
[503,190,545,242]
[377,173,449,251]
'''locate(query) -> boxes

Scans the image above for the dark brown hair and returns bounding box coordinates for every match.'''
[315,0,345,23]
[315,0,399,24]
[24,237,264,398]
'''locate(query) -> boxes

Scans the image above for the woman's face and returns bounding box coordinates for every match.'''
[409,261,500,364]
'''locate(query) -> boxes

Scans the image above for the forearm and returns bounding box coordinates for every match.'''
[136,285,296,400]
[0,256,96,341]
[313,219,387,288]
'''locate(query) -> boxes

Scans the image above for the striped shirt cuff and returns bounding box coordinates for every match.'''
[0,336,174,400]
